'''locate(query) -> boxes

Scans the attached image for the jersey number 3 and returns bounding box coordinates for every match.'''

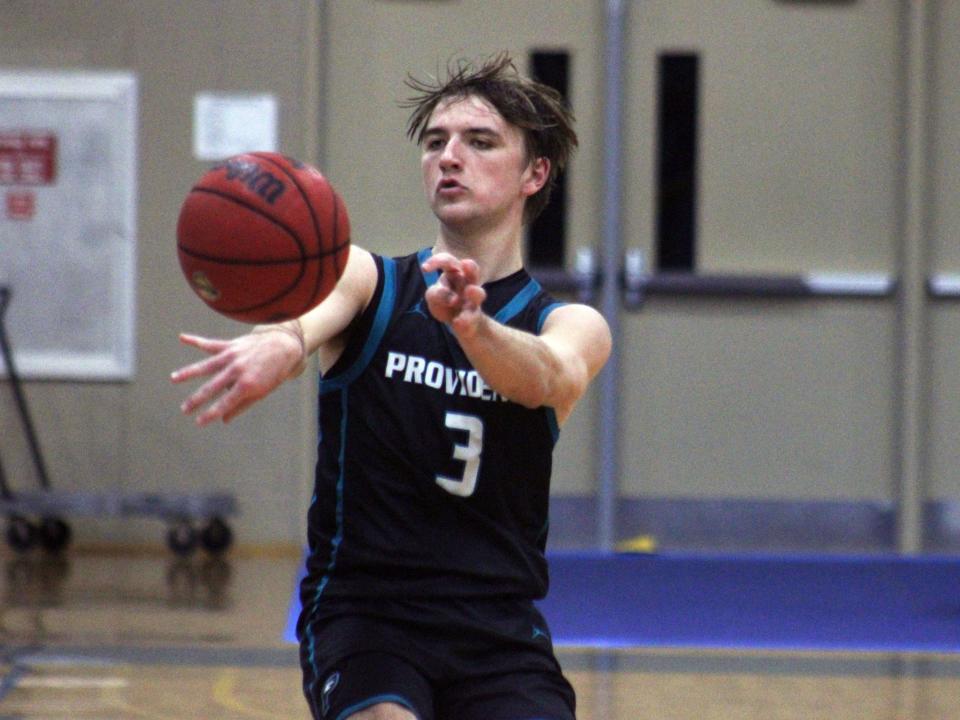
[436,412,484,497]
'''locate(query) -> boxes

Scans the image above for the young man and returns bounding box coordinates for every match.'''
[172,54,611,720]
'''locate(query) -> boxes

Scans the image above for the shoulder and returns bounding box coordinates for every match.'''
[337,245,379,307]
[540,303,612,371]
[541,302,609,336]
[343,245,378,281]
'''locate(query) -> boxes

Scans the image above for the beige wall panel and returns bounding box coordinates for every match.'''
[620,300,895,500]
[927,307,960,502]
[928,2,960,508]
[625,0,901,274]
[1,0,320,547]
[930,1,960,270]
[323,0,606,495]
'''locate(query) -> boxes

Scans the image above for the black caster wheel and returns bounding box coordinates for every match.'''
[166,520,199,557]
[166,558,198,606]
[5,515,37,554]
[199,555,232,587]
[200,517,233,555]
[38,516,72,554]
[199,556,232,609]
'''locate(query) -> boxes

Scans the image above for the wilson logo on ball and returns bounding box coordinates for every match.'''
[215,157,286,204]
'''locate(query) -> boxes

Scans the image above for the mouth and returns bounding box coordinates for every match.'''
[437,178,465,195]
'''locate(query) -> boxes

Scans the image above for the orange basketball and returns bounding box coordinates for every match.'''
[176,152,350,323]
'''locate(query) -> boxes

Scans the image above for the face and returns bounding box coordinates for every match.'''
[420,94,548,234]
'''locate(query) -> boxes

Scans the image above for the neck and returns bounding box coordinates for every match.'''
[433,225,524,284]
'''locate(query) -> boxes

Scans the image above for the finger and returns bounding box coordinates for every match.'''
[171,354,227,384]
[421,252,459,274]
[460,258,480,285]
[463,284,486,307]
[197,384,249,427]
[425,283,457,304]
[439,267,468,296]
[178,333,230,353]
[424,256,469,290]
[425,285,462,317]
[171,335,232,384]
[180,370,236,415]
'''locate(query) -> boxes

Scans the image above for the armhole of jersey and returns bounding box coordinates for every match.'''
[538,301,567,445]
[537,301,567,334]
[319,256,397,395]
[417,247,438,286]
[546,408,560,445]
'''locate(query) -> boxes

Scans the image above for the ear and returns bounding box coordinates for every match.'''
[521,156,550,198]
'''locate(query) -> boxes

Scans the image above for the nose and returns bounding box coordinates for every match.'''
[438,137,462,170]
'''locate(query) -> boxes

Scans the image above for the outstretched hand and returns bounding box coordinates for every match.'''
[171,326,305,426]
[421,252,487,336]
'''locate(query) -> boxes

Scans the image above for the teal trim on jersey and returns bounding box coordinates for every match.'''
[537,518,550,544]
[537,301,566,445]
[305,389,350,696]
[491,278,561,440]
[546,408,560,445]
[305,635,319,714]
[319,256,397,395]
[537,301,567,333]
[417,247,439,287]
[335,694,419,720]
[494,278,542,324]
[321,389,349,595]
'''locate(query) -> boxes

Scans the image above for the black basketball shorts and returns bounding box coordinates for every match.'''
[298,597,576,720]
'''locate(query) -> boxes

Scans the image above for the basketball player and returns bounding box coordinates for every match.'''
[172,54,611,720]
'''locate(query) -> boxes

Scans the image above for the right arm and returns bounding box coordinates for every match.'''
[171,246,378,426]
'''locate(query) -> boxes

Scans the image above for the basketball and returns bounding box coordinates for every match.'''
[176,152,350,324]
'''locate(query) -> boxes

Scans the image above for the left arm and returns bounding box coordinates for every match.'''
[422,253,611,425]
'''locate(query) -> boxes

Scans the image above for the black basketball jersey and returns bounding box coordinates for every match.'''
[299,248,566,622]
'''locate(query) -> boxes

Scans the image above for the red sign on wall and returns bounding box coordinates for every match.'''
[6,190,36,220]
[0,132,57,185]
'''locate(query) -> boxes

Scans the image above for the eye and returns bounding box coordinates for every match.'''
[471,138,493,150]
[425,137,445,151]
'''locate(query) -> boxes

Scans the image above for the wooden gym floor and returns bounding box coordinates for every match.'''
[2,552,960,719]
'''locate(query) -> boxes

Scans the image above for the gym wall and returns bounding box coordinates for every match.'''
[1,0,957,553]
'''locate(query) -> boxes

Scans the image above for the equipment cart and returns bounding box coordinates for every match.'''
[0,285,237,556]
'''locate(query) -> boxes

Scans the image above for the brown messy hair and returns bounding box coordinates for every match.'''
[402,52,578,224]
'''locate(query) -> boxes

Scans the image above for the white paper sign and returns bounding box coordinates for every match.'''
[0,70,138,381]
[193,93,277,160]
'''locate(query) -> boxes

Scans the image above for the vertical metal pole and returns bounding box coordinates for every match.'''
[895,0,930,554]
[0,288,52,490]
[597,0,626,551]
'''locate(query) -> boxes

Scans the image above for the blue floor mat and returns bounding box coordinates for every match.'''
[286,552,960,653]
[537,552,960,652]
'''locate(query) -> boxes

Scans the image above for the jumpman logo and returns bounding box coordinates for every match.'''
[321,671,340,716]
[405,298,429,318]
[531,625,550,642]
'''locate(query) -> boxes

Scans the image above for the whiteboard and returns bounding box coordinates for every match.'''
[0,71,137,380]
